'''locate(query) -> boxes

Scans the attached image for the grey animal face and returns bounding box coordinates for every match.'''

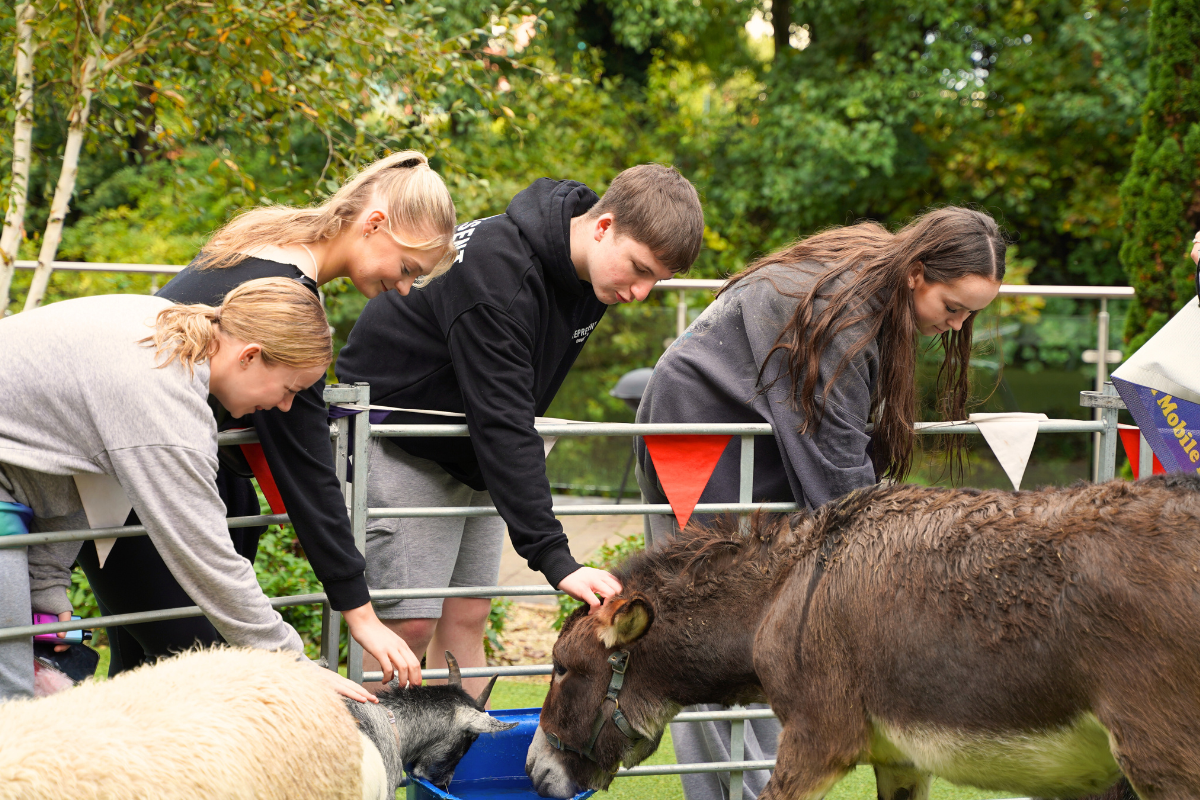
[409,705,515,789]
[383,653,518,792]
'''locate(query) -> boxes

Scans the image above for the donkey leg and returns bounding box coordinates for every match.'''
[872,765,932,800]
[1098,714,1199,799]
[758,720,861,800]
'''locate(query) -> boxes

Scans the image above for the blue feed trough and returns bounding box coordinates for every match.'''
[409,707,593,800]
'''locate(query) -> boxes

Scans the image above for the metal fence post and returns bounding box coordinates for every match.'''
[739,436,754,535]
[1092,298,1111,482]
[320,390,353,671]
[677,288,688,339]
[1097,382,1119,483]
[347,382,372,684]
[1139,432,1153,480]
[732,437,755,796]
[729,706,746,800]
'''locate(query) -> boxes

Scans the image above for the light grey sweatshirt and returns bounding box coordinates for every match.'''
[636,263,880,512]
[0,294,302,654]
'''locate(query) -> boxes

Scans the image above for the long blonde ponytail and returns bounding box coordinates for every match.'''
[196,151,457,286]
[146,278,332,375]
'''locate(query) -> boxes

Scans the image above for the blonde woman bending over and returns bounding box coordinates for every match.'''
[77,152,455,686]
[0,279,372,702]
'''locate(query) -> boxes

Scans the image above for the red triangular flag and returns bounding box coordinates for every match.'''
[643,435,732,529]
[1118,424,1164,480]
[240,443,287,515]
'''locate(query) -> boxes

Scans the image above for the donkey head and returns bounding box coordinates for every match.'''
[383,651,517,791]
[526,595,670,798]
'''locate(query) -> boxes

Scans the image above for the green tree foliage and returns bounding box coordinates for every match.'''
[1118,0,1200,350]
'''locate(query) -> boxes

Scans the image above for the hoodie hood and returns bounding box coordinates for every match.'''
[506,178,598,296]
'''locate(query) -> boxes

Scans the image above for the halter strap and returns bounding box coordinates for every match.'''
[544,649,645,765]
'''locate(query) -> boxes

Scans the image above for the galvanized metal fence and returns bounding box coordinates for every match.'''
[0,380,1126,800]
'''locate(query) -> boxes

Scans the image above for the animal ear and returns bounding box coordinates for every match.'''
[475,674,499,708]
[455,706,519,735]
[445,651,461,688]
[597,596,654,649]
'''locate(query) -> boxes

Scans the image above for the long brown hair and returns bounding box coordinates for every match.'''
[194,151,457,286]
[146,277,332,376]
[721,207,1006,482]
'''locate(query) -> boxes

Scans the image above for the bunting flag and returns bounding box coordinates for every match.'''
[643,434,732,529]
[1117,424,1164,480]
[967,412,1047,491]
[1111,296,1200,477]
[72,473,133,569]
[240,443,287,515]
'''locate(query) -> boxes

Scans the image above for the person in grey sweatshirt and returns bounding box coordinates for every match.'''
[0,278,372,703]
[635,207,1007,800]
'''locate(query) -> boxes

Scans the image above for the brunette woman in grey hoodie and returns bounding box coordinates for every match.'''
[635,207,1007,800]
[0,278,373,703]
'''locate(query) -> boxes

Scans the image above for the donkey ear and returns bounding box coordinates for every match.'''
[598,596,654,649]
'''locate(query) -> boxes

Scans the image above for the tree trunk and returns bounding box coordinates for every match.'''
[22,54,98,311]
[0,1,36,314]
[772,0,792,61]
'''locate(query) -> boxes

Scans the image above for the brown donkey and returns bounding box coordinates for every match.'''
[526,475,1200,799]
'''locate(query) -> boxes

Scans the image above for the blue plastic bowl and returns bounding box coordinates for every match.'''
[409,707,593,800]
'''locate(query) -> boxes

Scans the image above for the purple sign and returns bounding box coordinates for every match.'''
[1112,376,1200,475]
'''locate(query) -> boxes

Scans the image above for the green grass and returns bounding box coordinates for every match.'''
[489,680,1013,800]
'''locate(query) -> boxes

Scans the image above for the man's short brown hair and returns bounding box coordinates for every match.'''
[588,164,703,273]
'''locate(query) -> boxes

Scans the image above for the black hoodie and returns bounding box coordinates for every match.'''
[337,179,608,587]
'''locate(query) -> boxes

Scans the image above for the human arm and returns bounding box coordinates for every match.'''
[250,382,420,679]
[107,445,303,653]
[250,381,371,611]
[341,603,422,686]
[446,305,617,603]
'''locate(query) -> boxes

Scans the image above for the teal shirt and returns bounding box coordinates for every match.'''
[0,501,32,538]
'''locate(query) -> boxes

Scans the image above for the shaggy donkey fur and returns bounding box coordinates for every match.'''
[344,652,516,795]
[528,475,1200,800]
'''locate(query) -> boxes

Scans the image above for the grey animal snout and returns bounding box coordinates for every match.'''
[526,726,583,798]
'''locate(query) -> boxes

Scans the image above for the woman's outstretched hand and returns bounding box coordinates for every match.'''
[557,567,623,614]
[342,602,422,688]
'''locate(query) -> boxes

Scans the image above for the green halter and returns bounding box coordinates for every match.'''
[544,650,646,765]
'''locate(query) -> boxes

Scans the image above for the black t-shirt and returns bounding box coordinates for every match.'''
[157,257,368,610]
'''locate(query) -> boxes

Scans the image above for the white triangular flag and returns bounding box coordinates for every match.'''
[73,473,133,568]
[968,413,1048,491]
[535,417,597,457]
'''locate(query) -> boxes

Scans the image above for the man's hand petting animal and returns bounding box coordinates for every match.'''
[558,567,623,614]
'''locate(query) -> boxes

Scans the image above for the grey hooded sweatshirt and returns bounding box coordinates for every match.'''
[0,294,301,654]
[635,262,880,518]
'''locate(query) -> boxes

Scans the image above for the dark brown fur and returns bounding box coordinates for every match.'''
[531,476,1200,799]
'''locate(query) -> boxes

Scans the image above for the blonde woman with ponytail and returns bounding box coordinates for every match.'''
[78,152,447,690]
[0,278,380,702]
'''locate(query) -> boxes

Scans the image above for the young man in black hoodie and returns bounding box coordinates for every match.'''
[336,164,704,694]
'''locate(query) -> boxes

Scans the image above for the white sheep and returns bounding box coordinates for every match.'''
[0,648,374,800]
